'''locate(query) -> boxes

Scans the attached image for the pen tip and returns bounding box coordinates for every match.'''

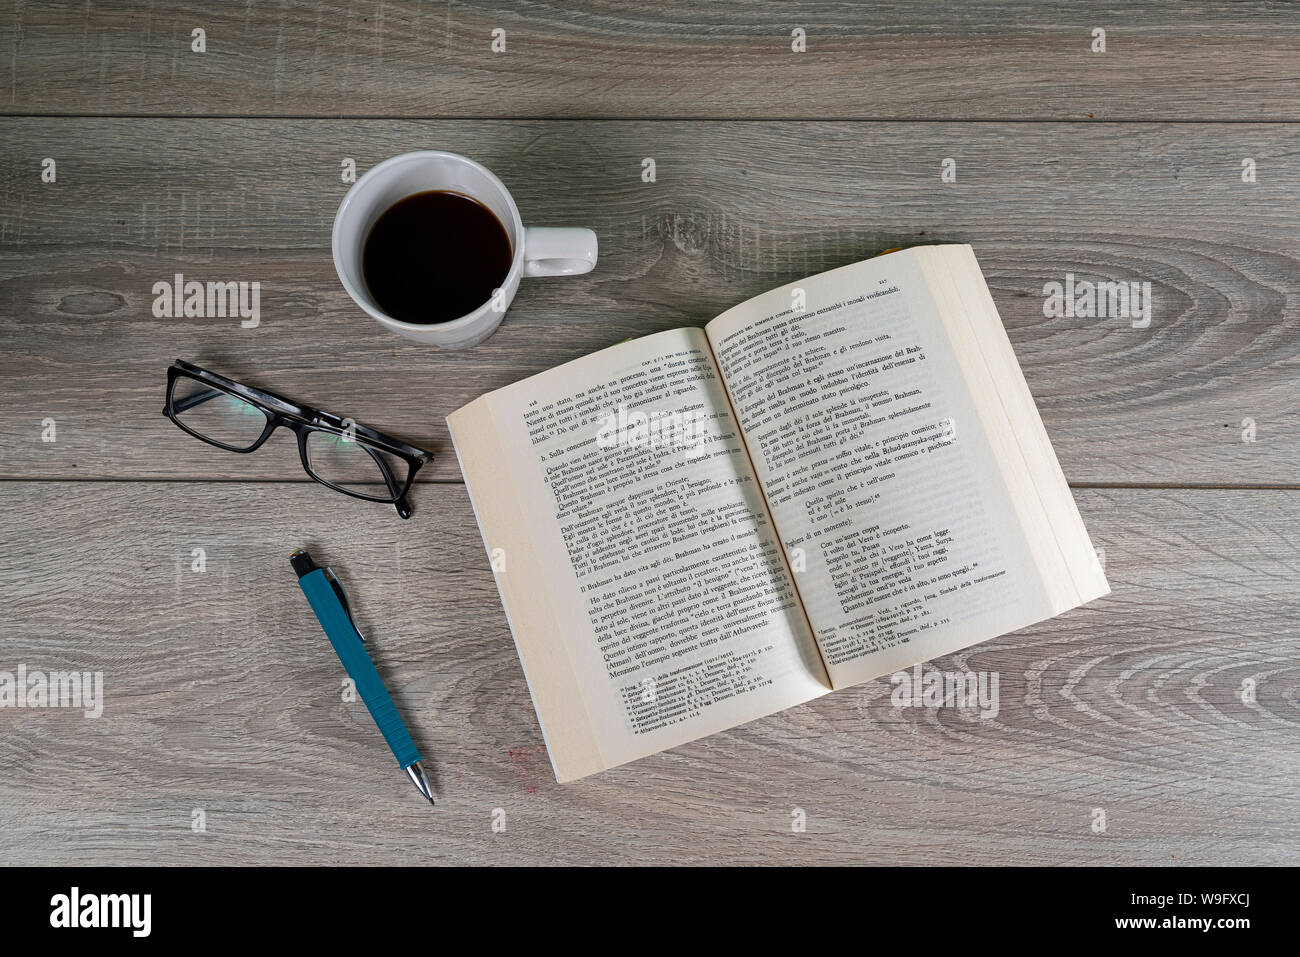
[406,761,436,807]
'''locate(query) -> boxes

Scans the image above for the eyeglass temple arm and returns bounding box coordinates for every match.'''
[171,387,226,414]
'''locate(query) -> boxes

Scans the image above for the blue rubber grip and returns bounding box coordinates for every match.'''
[298,569,422,769]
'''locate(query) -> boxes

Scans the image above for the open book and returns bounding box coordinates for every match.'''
[448,244,1108,782]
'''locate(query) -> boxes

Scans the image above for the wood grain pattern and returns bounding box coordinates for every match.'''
[1,119,1296,485]
[0,482,1294,865]
[2,2,1298,120]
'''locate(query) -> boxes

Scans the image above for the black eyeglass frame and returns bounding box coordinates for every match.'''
[163,359,433,519]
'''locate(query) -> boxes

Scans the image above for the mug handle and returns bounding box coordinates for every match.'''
[523,227,598,277]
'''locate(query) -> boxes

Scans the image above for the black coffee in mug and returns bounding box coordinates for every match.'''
[362,190,513,324]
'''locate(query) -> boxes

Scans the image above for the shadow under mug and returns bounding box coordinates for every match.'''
[332,150,598,348]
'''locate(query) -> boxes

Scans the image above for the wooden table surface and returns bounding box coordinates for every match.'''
[1,2,1297,866]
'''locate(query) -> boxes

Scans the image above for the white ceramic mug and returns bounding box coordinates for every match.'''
[332,151,598,348]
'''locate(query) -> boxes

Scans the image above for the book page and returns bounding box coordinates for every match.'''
[707,247,1106,689]
[912,244,1109,616]
[448,328,829,782]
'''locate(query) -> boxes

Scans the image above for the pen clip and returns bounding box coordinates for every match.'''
[324,567,366,643]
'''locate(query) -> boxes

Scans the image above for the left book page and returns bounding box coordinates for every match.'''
[448,328,830,782]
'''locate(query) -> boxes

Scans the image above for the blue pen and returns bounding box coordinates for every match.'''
[290,548,434,807]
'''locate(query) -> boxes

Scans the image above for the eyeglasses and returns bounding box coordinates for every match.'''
[163,359,433,519]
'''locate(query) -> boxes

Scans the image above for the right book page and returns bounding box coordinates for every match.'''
[706,245,1109,690]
